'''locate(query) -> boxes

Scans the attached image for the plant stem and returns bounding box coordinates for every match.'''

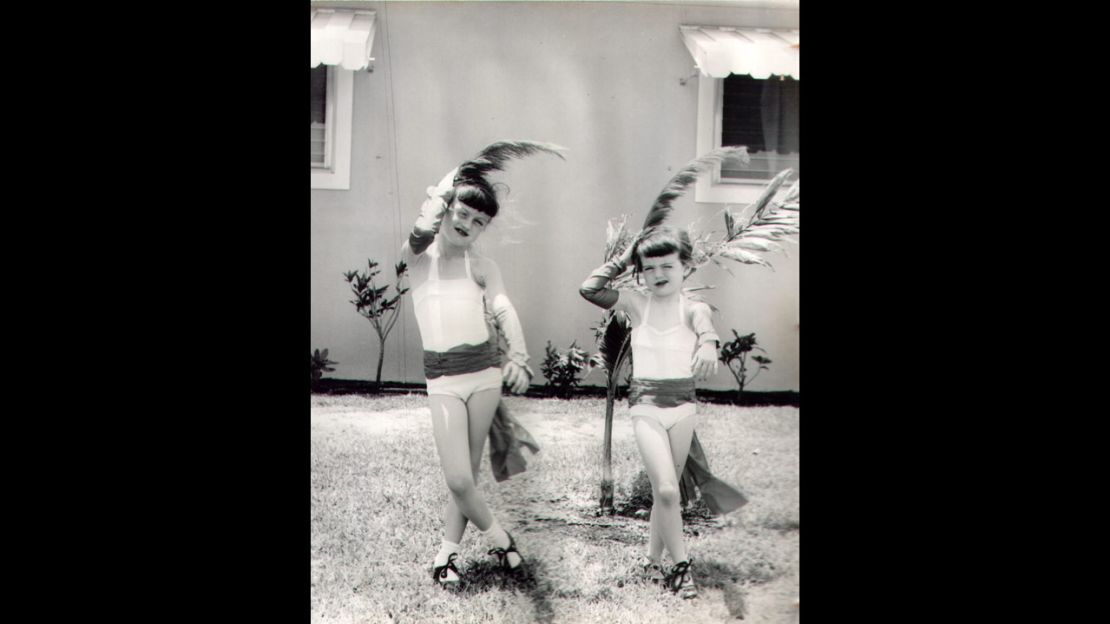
[376,335,386,387]
[600,376,615,513]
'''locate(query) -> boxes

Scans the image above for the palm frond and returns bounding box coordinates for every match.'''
[728,237,779,253]
[739,168,795,230]
[642,147,749,229]
[604,215,634,263]
[596,310,632,375]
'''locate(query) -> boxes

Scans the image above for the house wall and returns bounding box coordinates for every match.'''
[311,1,800,391]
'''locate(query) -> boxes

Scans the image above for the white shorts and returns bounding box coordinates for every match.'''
[425,366,502,402]
[630,403,699,431]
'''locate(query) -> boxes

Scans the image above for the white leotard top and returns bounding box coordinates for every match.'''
[630,294,697,380]
[411,243,490,352]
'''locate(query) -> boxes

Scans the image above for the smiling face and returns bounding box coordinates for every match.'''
[638,252,685,297]
[439,200,491,247]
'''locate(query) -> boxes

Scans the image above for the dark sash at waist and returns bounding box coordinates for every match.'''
[628,377,696,408]
[424,339,501,379]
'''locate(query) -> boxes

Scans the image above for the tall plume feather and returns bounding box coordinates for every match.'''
[455,140,566,184]
[642,147,750,229]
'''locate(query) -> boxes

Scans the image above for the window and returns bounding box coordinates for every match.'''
[694,73,800,203]
[683,25,799,203]
[310,6,376,191]
[720,74,799,181]
[310,64,353,190]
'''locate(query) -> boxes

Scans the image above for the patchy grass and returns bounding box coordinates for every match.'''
[311,394,799,624]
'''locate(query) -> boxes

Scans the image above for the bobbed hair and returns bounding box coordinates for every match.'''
[632,226,693,274]
[445,173,500,218]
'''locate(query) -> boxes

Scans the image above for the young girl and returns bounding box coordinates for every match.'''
[401,157,539,587]
[579,226,722,599]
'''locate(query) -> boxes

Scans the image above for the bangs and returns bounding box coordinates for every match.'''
[453,183,499,218]
[633,226,692,272]
[637,236,681,259]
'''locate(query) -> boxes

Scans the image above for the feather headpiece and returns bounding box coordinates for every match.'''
[454,140,566,186]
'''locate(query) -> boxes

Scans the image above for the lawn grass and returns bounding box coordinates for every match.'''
[311,394,799,624]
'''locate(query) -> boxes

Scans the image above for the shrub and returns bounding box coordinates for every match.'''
[311,348,338,383]
[540,340,593,399]
[343,259,408,388]
[719,330,772,401]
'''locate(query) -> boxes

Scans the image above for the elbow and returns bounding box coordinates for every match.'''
[579,285,602,305]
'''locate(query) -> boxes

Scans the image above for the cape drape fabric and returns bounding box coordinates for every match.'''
[680,431,748,515]
[488,400,541,482]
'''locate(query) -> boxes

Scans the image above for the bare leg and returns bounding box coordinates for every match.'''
[646,414,698,563]
[429,394,497,533]
[439,389,498,543]
[465,388,521,567]
[634,416,688,564]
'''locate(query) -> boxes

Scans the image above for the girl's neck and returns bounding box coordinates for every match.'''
[437,238,469,259]
[650,290,682,304]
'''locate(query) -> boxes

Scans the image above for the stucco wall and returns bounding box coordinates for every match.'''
[311,1,800,391]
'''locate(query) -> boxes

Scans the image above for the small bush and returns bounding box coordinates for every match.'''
[540,340,594,398]
[311,348,338,383]
[719,330,771,402]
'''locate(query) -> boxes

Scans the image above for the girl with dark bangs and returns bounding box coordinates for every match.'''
[580,225,726,600]
[401,142,562,587]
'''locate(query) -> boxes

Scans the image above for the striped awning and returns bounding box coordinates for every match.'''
[311,9,377,70]
[680,26,799,79]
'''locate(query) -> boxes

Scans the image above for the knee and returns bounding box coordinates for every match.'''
[654,481,680,507]
[444,471,476,496]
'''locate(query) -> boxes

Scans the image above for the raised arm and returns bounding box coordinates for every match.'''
[476,257,532,394]
[579,244,637,310]
[401,168,458,261]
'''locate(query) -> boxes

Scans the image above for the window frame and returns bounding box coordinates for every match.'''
[694,73,793,205]
[311,65,353,191]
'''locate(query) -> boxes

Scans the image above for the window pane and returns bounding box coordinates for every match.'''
[311,66,328,167]
[311,66,327,125]
[721,75,799,180]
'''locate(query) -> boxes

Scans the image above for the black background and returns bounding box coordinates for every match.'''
[26,2,1048,621]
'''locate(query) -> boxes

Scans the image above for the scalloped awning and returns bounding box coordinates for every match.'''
[680,26,799,79]
[310,9,377,70]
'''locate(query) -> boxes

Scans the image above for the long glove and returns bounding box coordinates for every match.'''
[407,168,458,255]
[689,302,720,348]
[489,296,534,381]
[579,250,633,309]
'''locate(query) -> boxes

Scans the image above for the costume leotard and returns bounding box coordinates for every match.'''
[411,241,502,401]
[628,294,699,430]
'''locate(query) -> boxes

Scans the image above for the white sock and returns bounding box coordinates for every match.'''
[434,539,460,567]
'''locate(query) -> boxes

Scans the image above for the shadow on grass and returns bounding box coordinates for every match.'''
[453,558,557,624]
[690,559,751,620]
[612,471,727,530]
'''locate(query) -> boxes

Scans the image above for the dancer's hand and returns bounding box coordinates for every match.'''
[691,343,719,381]
[617,237,639,267]
[426,167,458,201]
[502,361,531,395]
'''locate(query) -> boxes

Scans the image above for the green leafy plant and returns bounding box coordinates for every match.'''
[719,330,771,402]
[594,160,798,513]
[540,340,593,399]
[343,260,409,389]
[589,310,633,512]
[311,348,338,384]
